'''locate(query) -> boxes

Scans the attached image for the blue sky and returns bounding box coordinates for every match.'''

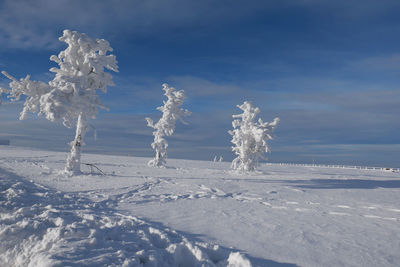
[1,0,400,167]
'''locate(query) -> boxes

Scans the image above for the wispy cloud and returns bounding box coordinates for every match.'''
[2,75,400,166]
[0,0,280,50]
[3,0,399,50]
[348,54,400,74]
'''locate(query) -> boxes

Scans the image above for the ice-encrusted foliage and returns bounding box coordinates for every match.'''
[43,30,118,175]
[146,84,191,167]
[42,30,118,128]
[1,30,118,175]
[0,71,52,119]
[229,101,279,172]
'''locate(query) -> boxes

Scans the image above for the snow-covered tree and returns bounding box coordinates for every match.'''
[229,101,279,172]
[146,83,191,167]
[43,30,118,175]
[213,155,223,162]
[1,30,118,175]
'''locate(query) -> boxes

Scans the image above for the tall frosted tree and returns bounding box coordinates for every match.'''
[1,30,118,175]
[229,101,279,172]
[146,83,191,167]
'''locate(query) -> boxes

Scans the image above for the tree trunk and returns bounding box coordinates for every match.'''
[65,113,87,175]
[155,150,163,167]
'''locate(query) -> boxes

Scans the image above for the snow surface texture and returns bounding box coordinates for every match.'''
[1,146,400,266]
[0,148,250,267]
[1,29,119,175]
[229,101,279,172]
[146,84,190,168]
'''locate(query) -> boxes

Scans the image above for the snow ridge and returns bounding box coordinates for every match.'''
[0,167,251,266]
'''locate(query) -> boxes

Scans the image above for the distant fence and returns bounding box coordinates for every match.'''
[264,162,400,173]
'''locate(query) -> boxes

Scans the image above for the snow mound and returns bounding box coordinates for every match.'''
[0,167,251,266]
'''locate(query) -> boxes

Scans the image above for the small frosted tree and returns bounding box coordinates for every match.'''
[146,83,191,167]
[229,101,279,172]
[1,30,118,175]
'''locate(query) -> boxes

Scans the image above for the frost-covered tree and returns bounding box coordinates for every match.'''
[213,155,223,162]
[229,101,279,172]
[43,30,118,175]
[1,30,118,175]
[146,83,191,167]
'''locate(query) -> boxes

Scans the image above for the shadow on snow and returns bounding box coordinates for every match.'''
[0,166,297,267]
[286,179,400,189]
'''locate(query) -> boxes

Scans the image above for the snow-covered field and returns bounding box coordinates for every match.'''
[1,146,399,266]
